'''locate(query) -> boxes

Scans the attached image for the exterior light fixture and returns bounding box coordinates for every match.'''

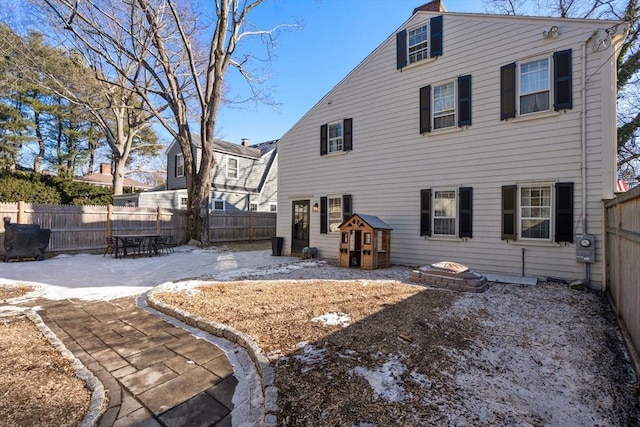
[313,203,319,212]
[543,26,559,38]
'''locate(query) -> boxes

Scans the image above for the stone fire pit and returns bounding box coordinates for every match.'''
[410,261,488,293]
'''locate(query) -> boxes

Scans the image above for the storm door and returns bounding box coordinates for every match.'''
[291,200,310,255]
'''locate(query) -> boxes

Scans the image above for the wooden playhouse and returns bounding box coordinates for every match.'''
[338,213,392,270]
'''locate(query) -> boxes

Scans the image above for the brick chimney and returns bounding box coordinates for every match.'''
[100,163,112,174]
[413,0,446,14]
[241,138,249,147]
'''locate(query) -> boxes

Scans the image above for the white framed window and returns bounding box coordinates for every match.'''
[328,122,343,153]
[250,203,258,212]
[408,24,428,64]
[519,57,550,115]
[433,190,457,236]
[175,154,184,177]
[328,196,342,232]
[179,195,188,209]
[519,185,552,240]
[227,157,239,179]
[211,199,225,211]
[433,81,455,130]
[269,203,277,212]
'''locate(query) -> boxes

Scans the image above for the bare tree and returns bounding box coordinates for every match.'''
[42,0,291,242]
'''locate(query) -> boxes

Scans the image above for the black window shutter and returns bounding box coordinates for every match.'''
[457,75,472,127]
[396,30,407,69]
[342,194,352,222]
[343,118,352,152]
[554,49,573,110]
[500,63,517,120]
[501,185,517,240]
[420,189,432,236]
[430,16,443,57]
[459,187,473,238]
[320,197,328,234]
[555,182,574,243]
[174,155,178,177]
[420,85,432,134]
[320,124,328,156]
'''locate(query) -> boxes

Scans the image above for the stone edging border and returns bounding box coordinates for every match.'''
[24,309,105,427]
[146,289,278,427]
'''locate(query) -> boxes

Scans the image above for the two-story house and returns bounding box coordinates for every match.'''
[114,138,278,212]
[275,0,626,288]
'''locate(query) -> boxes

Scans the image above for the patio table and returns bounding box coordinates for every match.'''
[112,234,162,258]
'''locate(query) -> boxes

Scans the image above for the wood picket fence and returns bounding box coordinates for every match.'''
[604,185,640,365]
[0,202,276,255]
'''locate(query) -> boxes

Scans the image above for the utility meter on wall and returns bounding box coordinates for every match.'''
[576,234,595,263]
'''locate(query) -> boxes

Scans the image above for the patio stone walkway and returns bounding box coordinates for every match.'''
[35,297,238,426]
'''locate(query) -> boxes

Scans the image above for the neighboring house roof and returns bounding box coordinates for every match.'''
[73,173,153,190]
[166,136,277,159]
[73,163,153,190]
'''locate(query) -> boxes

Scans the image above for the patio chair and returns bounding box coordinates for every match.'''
[152,236,174,255]
[121,237,142,258]
[104,236,114,257]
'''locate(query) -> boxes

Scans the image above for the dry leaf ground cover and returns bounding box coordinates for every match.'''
[0,285,90,427]
[2,247,639,427]
[154,261,640,426]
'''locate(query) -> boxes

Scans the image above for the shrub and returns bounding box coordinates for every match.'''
[0,170,112,205]
[0,175,61,204]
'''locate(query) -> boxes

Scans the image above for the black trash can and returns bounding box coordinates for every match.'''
[271,236,284,256]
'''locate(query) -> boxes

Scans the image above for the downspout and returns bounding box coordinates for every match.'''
[581,31,598,287]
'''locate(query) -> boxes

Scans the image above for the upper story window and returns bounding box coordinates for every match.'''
[500,49,572,120]
[520,58,550,114]
[408,25,429,64]
[396,15,443,69]
[320,118,353,155]
[433,82,455,129]
[420,75,471,133]
[175,154,184,177]
[420,187,473,238]
[328,122,343,153]
[250,203,258,212]
[227,157,239,179]
[269,203,277,212]
[501,182,573,243]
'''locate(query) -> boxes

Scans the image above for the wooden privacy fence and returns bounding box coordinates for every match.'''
[604,185,640,361]
[0,202,276,255]
[208,211,276,242]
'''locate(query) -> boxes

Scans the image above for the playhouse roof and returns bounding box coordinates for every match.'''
[339,213,393,230]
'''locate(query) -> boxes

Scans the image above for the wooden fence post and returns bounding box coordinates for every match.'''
[17,200,25,224]
[157,207,162,234]
[249,211,253,242]
[107,204,113,236]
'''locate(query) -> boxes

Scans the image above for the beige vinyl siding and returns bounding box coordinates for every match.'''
[277,12,621,286]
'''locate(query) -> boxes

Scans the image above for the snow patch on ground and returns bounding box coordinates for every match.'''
[311,312,351,327]
[350,355,408,403]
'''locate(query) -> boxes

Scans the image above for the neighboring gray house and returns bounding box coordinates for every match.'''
[114,138,278,212]
[275,0,626,288]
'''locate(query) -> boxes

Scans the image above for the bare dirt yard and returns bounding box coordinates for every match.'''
[2,251,639,426]
[154,260,640,426]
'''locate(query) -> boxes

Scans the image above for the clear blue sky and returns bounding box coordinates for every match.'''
[217,0,485,145]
